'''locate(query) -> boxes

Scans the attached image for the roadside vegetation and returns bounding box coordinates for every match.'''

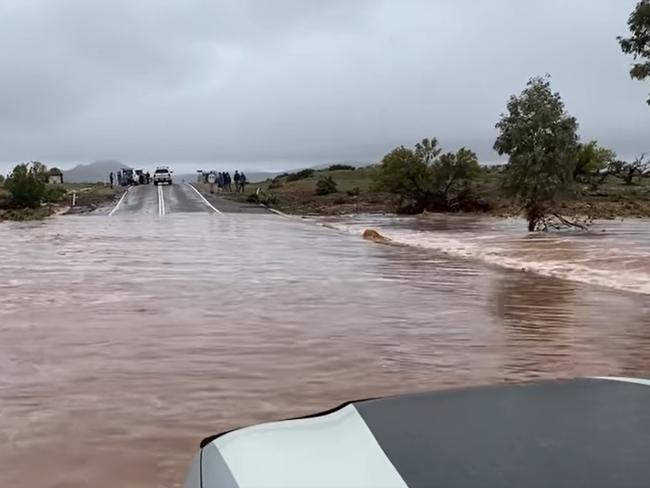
[0,162,120,221]
[223,73,649,230]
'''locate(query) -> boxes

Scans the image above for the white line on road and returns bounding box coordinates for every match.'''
[108,187,130,217]
[157,183,166,217]
[261,204,290,218]
[186,183,223,215]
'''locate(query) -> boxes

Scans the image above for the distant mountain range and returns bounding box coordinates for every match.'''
[64,160,130,183]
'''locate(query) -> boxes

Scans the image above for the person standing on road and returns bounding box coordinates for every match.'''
[240,172,247,192]
[109,172,114,189]
[226,172,232,192]
[217,172,224,192]
[234,171,241,192]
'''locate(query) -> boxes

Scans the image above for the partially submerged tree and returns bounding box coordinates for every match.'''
[619,1,650,104]
[494,76,580,231]
[5,162,48,208]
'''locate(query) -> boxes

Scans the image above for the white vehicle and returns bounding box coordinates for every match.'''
[185,377,650,488]
[153,166,172,186]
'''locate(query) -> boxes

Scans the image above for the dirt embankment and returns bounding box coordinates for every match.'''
[63,185,122,215]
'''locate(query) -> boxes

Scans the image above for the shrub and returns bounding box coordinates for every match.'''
[269,179,284,189]
[5,163,48,208]
[328,164,356,171]
[43,185,68,203]
[247,190,278,206]
[315,176,338,195]
[346,186,361,197]
[286,169,315,182]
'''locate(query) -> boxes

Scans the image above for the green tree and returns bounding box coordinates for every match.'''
[494,76,579,231]
[0,174,5,184]
[376,141,482,213]
[5,162,48,208]
[432,148,481,203]
[375,145,434,212]
[415,138,442,164]
[574,141,616,181]
[619,1,650,104]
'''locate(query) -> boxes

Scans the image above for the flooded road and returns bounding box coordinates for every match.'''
[1,212,649,487]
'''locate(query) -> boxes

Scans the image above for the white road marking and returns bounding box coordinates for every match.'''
[186,183,223,215]
[108,188,130,217]
[260,204,290,218]
[157,183,166,217]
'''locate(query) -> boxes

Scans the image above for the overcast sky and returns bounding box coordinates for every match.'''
[0,0,649,174]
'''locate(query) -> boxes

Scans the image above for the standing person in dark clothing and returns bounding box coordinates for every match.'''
[146,172,151,184]
[225,172,232,192]
[234,171,241,192]
[217,172,224,192]
[109,172,114,189]
[240,172,247,192]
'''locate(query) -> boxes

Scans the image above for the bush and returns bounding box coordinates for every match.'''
[5,163,48,208]
[328,164,356,171]
[346,187,361,197]
[375,139,481,214]
[315,176,338,195]
[286,169,315,182]
[43,185,68,203]
[247,190,278,206]
[269,179,284,189]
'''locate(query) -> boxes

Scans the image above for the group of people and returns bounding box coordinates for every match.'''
[204,170,248,193]
[110,170,150,188]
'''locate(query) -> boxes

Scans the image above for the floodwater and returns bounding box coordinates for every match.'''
[1,213,649,487]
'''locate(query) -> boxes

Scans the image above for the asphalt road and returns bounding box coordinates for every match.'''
[109,182,270,216]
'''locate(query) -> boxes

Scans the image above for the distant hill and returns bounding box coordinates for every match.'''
[64,160,130,183]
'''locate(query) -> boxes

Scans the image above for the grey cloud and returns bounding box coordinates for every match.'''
[0,0,648,174]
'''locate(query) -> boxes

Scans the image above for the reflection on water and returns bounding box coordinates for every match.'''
[0,213,649,487]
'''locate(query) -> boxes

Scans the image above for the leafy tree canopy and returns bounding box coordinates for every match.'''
[5,162,49,208]
[619,1,650,104]
[494,76,580,231]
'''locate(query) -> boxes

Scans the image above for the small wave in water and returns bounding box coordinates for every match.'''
[322,215,650,295]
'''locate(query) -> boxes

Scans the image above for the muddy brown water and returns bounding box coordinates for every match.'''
[1,213,649,487]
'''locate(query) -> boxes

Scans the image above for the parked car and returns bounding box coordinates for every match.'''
[153,166,173,186]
